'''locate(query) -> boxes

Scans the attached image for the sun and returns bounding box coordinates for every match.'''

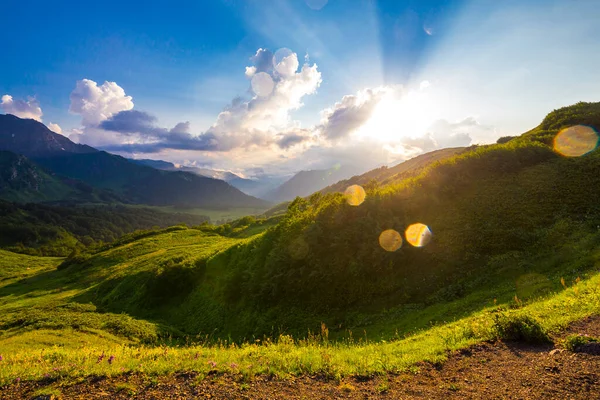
[356,90,437,143]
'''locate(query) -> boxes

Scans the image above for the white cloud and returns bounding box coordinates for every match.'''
[69,79,134,126]
[209,48,322,136]
[318,87,395,140]
[0,95,43,121]
[251,72,275,97]
[86,48,321,155]
[245,66,257,78]
[47,122,62,134]
[273,48,299,77]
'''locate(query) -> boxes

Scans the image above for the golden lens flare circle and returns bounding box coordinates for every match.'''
[553,125,599,157]
[379,229,403,252]
[344,185,366,206]
[405,223,432,247]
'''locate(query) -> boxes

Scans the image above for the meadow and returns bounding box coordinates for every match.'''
[1,102,600,391]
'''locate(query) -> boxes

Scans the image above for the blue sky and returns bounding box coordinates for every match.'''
[2,0,599,176]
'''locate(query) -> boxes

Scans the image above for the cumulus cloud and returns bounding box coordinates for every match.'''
[96,48,321,155]
[318,87,394,140]
[250,48,274,74]
[0,95,43,121]
[69,79,134,126]
[47,123,62,134]
[98,110,218,152]
[276,130,313,149]
[99,109,314,154]
[426,117,491,148]
[212,48,321,133]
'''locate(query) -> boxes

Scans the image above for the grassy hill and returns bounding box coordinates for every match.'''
[0,201,211,256]
[1,102,600,389]
[320,147,468,194]
[1,232,599,386]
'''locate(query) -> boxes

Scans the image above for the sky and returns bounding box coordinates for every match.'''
[1,0,599,178]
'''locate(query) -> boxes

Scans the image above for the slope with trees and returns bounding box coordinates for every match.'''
[0,114,270,209]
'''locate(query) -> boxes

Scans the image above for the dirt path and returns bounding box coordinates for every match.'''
[3,317,600,399]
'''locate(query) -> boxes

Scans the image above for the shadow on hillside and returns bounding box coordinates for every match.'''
[0,268,88,300]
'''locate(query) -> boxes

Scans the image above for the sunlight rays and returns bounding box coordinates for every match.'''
[355,86,438,143]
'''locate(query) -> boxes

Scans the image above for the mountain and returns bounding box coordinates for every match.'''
[0,114,270,209]
[129,158,284,198]
[320,147,468,194]
[0,114,96,156]
[265,165,365,202]
[128,158,176,171]
[0,150,73,202]
[0,150,125,204]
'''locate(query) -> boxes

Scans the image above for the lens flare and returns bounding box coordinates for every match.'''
[405,223,432,247]
[273,48,298,77]
[344,185,366,206]
[553,125,599,157]
[379,229,403,252]
[251,72,274,97]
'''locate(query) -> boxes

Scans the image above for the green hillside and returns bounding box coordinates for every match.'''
[0,150,73,202]
[0,150,127,204]
[1,102,600,387]
[320,146,468,194]
[0,201,210,256]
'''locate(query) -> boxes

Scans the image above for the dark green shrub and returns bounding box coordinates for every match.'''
[492,313,551,343]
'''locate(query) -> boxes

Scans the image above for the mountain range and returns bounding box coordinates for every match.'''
[128,159,286,199]
[264,164,366,203]
[0,114,269,209]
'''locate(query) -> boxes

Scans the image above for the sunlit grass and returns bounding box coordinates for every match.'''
[1,271,598,385]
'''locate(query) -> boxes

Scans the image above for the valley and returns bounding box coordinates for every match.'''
[1,102,600,397]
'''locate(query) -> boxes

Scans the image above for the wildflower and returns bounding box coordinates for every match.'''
[44,373,50,378]
[230,363,238,369]
[15,378,20,383]
[208,360,217,368]
[0,355,3,361]
[97,352,105,364]
[108,355,115,365]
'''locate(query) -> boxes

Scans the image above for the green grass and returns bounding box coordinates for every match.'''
[0,269,598,385]
[127,205,269,223]
[0,250,63,285]
[563,334,599,351]
[0,221,598,387]
[1,101,600,386]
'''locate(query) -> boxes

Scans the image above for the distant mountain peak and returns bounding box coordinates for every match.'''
[0,113,96,157]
